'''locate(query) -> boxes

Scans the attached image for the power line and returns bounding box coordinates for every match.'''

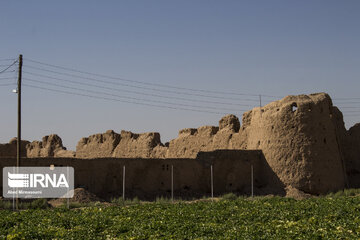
[23,77,245,112]
[24,71,255,107]
[343,113,360,117]
[23,83,233,115]
[22,70,360,112]
[0,58,16,62]
[0,61,17,74]
[340,106,360,109]
[333,97,360,100]
[25,58,280,98]
[0,83,15,87]
[23,79,360,116]
[0,70,16,74]
[24,65,260,102]
[0,70,16,75]
[334,101,360,104]
[341,110,360,113]
[0,64,17,67]
[21,57,360,116]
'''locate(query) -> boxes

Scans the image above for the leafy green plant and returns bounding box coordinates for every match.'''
[111,197,125,206]
[0,194,359,239]
[221,193,237,201]
[327,188,360,198]
[155,196,171,204]
[0,200,13,210]
[29,198,50,209]
[111,197,140,206]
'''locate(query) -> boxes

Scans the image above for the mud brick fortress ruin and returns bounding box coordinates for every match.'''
[1,93,359,199]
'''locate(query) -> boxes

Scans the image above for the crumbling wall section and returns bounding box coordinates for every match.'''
[76,130,120,158]
[167,114,242,158]
[27,134,74,158]
[0,138,29,158]
[112,131,167,158]
[239,93,346,194]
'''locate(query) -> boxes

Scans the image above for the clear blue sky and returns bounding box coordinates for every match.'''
[1,1,359,150]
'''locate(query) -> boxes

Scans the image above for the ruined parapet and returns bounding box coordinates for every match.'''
[26,134,74,158]
[0,138,29,158]
[76,130,120,158]
[213,115,241,149]
[112,130,166,158]
[238,93,346,194]
[76,130,166,159]
[166,126,220,158]
[219,114,240,132]
[72,115,243,159]
[166,115,245,158]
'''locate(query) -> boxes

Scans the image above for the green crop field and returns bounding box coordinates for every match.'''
[1,195,360,239]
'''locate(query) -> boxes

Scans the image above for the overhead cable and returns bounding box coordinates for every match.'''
[25,58,281,98]
[24,65,260,102]
[23,83,234,115]
[23,78,247,112]
[23,71,255,107]
[0,61,17,74]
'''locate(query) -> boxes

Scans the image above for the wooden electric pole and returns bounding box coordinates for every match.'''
[16,54,22,210]
[17,55,22,168]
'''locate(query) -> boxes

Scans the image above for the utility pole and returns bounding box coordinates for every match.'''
[16,54,22,210]
[17,54,22,169]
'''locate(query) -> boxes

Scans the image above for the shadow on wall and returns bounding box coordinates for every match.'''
[0,138,28,158]
[0,150,285,201]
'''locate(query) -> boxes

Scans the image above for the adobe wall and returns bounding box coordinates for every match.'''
[27,134,75,158]
[0,138,28,158]
[0,150,283,200]
[342,123,360,187]
[238,93,348,194]
[1,93,359,195]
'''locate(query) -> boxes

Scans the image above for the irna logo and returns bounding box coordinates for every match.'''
[7,172,69,188]
[3,167,74,198]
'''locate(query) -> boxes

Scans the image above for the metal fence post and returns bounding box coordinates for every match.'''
[211,165,214,200]
[171,165,174,202]
[122,165,125,201]
[67,166,69,209]
[251,164,254,198]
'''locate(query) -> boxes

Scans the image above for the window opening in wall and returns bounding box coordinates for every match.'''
[291,103,298,112]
